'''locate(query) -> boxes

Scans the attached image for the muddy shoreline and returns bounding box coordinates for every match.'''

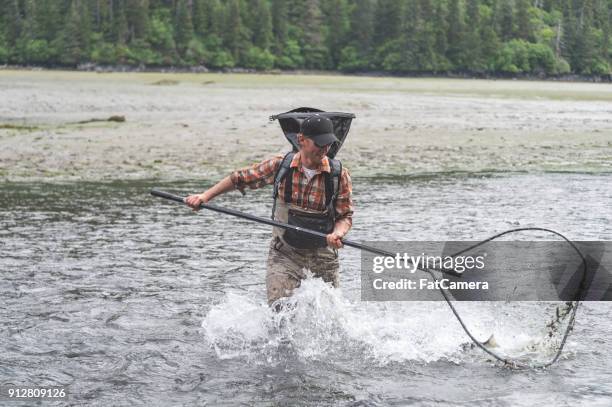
[0,70,610,182]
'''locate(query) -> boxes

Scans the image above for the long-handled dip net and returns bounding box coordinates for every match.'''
[152,189,595,369]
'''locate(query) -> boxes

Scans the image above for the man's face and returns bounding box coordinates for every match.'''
[298,134,330,165]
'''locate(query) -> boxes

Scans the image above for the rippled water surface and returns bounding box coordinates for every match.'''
[1,173,611,406]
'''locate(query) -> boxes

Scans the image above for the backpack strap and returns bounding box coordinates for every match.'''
[271,152,295,219]
[324,158,342,220]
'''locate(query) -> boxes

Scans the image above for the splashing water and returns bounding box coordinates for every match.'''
[201,275,571,368]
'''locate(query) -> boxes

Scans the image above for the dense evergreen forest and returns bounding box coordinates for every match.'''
[0,0,610,76]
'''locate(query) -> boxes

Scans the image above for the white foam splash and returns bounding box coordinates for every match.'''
[201,276,563,366]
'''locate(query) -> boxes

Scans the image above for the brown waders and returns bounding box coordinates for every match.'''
[266,235,339,306]
[266,200,340,306]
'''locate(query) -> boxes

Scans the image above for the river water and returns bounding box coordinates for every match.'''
[1,172,611,406]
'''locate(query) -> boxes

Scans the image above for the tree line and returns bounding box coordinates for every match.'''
[0,0,610,76]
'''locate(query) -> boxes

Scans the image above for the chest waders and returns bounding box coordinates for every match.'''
[270,152,342,250]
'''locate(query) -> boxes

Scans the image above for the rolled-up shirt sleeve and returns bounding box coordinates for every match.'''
[334,167,354,228]
[230,155,282,191]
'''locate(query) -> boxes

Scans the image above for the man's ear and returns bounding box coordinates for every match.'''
[297,133,305,145]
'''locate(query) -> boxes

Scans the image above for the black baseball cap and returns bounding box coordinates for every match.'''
[300,115,339,147]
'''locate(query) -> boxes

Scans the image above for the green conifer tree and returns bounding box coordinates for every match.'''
[373,0,402,47]
[324,0,350,67]
[593,0,609,68]
[432,0,450,69]
[4,0,22,53]
[464,0,484,70]
[127,0,150,41]
[298,0,329,69]
[497,0,515,41]
[210,0,226,39]
[252,0,273,50]
[271,0,288,55]
[175,0,194,55]
[516,0,532,40]
[35,1,62,43]
[572,0,599,73]
[479,2,501,71]
[560,0,578,71]
[113,1,130,45]
[225,0,249,63]
[447,0,466,68]
[413,0,437,71]
[193,0,209,37]
[58,0,90,66]
[348,0,375,52]
[341,0,375,69]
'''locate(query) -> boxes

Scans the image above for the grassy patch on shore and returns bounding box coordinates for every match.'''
[0,123,39,131]
[151,79,179,86]
[2,70,612,101]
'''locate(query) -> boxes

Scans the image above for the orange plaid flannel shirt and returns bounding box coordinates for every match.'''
[230,152,353,227]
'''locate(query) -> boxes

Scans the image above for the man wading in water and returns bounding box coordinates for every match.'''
[185,113,353,308]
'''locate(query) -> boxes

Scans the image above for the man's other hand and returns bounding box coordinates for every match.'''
[185,193,209,211]
[326,231,344,249]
